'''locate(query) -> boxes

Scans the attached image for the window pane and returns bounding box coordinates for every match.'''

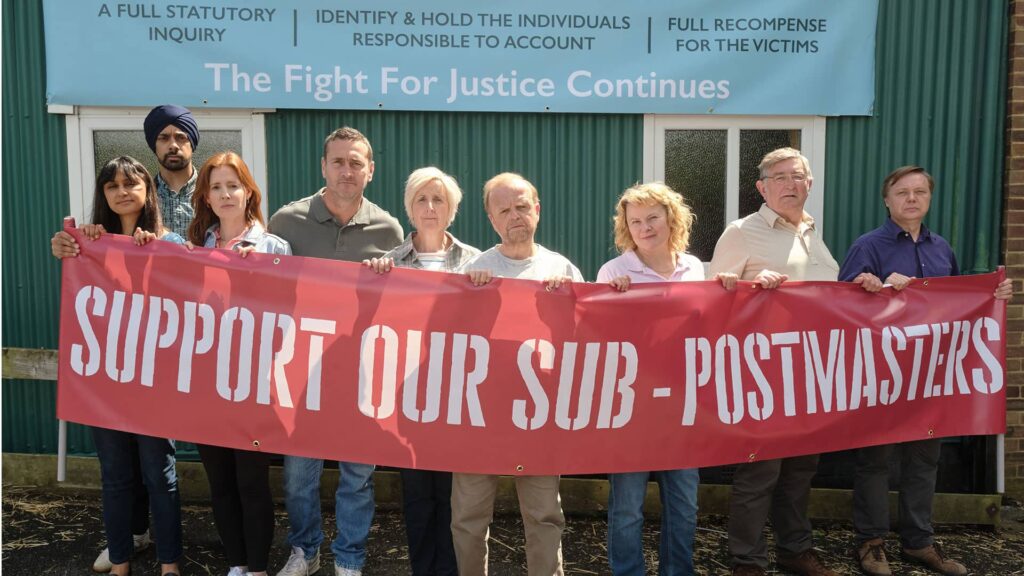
[93,130,243,180]
[664,129,726,262]
[738,130,801,217]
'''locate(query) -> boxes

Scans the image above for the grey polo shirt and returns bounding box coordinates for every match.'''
[268,189,403,262]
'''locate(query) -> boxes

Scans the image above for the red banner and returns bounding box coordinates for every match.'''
[57,230,1007,475]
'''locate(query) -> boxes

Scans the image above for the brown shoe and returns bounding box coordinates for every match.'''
[901,543,967,576]
[732,565,767,576]
[776,549,838,576]
[855,538,891,576]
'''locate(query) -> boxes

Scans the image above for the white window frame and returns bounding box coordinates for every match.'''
[642,114,827,234]
[49,105,270,227]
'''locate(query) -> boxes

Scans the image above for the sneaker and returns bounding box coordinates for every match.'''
[855,538,891,576]
[733,565,767,576]
[901,543,967,576]
[92,530,153,572]
[776,549,838,576]
[334,567,362,576]
[226,567,248,576]
[277,547,320,576]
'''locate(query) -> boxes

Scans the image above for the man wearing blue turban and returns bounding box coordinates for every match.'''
[143,104,200,237]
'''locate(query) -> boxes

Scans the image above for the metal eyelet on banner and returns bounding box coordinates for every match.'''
[748,453,756,462]
[927,428,934,437]
[516,465,524,472]
[923,280,929,286]
[273,258,281,264]
[252,440,261,448]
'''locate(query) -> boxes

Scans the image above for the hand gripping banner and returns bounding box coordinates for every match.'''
[58,231,1007,475]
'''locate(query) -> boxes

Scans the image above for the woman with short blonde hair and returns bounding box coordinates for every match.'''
[364,166,479,576]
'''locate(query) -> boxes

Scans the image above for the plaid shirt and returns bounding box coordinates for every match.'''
[155,167,197,238]
[384,232,480,272]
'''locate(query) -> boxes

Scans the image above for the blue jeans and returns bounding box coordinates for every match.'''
[607,469,698,576]
[91,427,182,564]
[283,455,375,570]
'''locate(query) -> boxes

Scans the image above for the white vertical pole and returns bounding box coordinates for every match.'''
[57,420,67,482]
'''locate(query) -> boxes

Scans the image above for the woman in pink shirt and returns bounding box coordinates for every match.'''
[597,182,733,576]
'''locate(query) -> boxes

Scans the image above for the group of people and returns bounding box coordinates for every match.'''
[49,104,1012,576]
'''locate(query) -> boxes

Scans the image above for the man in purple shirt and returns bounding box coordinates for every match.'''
[839,166,1012,576]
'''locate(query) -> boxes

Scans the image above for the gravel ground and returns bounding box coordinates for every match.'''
[3,485,1024,575]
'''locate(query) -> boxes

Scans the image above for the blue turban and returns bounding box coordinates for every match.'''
[143,105,199,152]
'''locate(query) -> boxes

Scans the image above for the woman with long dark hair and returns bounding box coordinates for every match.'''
[50,156,184,576]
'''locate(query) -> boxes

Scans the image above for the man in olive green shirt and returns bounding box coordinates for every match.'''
[269,127,402,576]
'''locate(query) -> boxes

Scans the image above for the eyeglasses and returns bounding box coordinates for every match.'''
[764,173,808,184]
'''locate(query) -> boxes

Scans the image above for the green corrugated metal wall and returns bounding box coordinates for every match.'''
[824,0,1008,271]
[1,0,96,455]
[1,0,1009,454]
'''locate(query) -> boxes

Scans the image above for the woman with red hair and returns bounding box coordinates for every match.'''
[187,151,290,576]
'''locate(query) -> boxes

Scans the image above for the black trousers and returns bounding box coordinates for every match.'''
[197,444,274,572]
[128,437,150,535]
[401,468,458,576]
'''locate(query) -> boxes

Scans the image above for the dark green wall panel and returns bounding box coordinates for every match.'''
[2,0,69,455]
[2,0,68,350]
[824,0,1007,273]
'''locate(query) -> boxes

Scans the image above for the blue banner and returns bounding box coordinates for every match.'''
[43,1,877,115]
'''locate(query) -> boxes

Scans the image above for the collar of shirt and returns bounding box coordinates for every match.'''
[155,166,198,196]
[204,221,267,248]
[391,232,475,266]
[310,189,373,226]
[883,217,932,242]
[621,250,694,277]
[756,203,815,233]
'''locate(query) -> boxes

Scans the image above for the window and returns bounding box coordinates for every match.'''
[52,106,269,226]
[643,115,826,262]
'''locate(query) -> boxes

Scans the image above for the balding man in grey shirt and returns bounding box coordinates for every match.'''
[453,172,580,576]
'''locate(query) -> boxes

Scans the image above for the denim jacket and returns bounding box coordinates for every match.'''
[383,232,479,271]
[203,222,291,256]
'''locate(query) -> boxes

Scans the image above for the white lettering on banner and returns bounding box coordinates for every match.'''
[357,326,490,426]
[68,285,335,410]
[445,68,556,104]
[681,337,710,426]
[880,326,905,405]
[298,318,336,411]
[141,295,179,387]
[284,65,370,102]
[381,67,439,96]
[217,306,255,402]
[178,301,215,393]
[567,70,730,99]
[257,312,296,408]
[70,285,106,377]
[972,318,1003,393]
[744,333,774,421]
[66,284,1004,429]
[444,333,489,426]
[684,321,1003,426]
[601,341,637,429]
[104,290,145,383]
[514,338,552,431]
[515,340,637,431]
